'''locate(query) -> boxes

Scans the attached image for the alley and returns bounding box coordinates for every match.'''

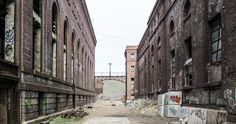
[79,100,175,124]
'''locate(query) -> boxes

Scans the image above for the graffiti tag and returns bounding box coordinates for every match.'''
[5,28,14,56]
[169,107,177,115]
[216,112,227,124]
[224,89,236,111]
[191,108,206,120]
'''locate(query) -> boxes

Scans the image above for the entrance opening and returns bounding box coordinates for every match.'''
[102,80,125,101]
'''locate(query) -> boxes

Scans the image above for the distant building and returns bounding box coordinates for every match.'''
[0,0,96,123]
[135,0,236,123]
[125,46,138,100]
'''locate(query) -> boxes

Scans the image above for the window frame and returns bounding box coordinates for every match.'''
[211,16,222,64]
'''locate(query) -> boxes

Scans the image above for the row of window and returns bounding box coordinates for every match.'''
[0,0,94,85]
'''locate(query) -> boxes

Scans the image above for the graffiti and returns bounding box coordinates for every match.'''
[5,28,14,56]
[216,98,225,106]
[169,107,177,115]
[216,112,227,124]
[5,28,14,44]
[170,95,181,104]
[5,44,13,56]
[191,108,206,120]
[180,107,190,118]
[224,89,236,111]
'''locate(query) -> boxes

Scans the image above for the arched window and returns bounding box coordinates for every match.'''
[63,20,68,81]
[183,0,191,17]
[52,3,58,77]
[0,0,15,62]
[71,32,75,83]
[33,0,42,72]
[169,20,174,34]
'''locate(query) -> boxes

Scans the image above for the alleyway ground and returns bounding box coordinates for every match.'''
[78,100,177,124]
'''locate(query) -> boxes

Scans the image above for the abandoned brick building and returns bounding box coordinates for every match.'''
[0,0,96,123]
[125,46,138,101]
[135,0,236,123]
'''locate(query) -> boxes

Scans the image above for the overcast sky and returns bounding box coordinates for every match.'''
[86,0,156,73]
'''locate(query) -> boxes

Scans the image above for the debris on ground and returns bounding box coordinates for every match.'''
[127,99,159,116]
[87,106,93,109]
[50,106,90,124]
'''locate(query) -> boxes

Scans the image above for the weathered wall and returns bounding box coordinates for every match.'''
[136,0,236,122]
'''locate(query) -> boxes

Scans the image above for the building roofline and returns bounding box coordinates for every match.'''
[147,0,161,24]
[81,0,97,46]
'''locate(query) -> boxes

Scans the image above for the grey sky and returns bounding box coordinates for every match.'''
[86,0,156,73]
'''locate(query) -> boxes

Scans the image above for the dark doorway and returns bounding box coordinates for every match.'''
[0,87,17,124]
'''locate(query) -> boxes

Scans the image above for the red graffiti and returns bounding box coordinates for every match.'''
[170,96,181,104]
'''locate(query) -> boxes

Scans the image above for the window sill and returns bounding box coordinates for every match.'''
[0,59,17,67]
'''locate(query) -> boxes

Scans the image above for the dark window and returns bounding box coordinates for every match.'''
[131,78,134,81]
[71,32,75,83]
[171,50,176,89]
[33,0,41,17]
[211,16,222,63]
[185,37,192,59]
[0,1,7,59]
[151,45,154,56]
[183,0,191,17]
[170,20,174,34]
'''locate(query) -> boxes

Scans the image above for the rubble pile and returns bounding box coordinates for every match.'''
[127,99,159,116]
[61,107,89,119]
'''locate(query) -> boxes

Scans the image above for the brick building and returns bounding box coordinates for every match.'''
[135,0,236,123]
[125,46,138,100]
[0,0,96,123]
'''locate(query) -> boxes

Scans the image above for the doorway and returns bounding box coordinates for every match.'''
[0,88,17,124]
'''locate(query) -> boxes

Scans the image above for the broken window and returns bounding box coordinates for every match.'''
[33,0,42,72]
[52,3,58,77]
[211,15,222,63]
[171,50,176,89]
[185,37,192,59]
[63,21,68,81]
[183,0,191,17]
[0,0,15,62]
